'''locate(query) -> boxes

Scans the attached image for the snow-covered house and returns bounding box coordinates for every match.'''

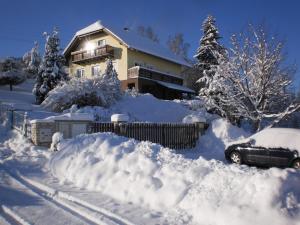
[63,20,195,99]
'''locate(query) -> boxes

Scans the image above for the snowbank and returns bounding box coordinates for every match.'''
[196,118,250,160]
[50,119,300,225]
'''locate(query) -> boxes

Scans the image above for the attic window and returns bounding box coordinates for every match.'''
[98,39,106,47]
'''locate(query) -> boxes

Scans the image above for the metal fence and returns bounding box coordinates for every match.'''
[90,122,207,149]
[0,103,31,138]
[11,110,31,137]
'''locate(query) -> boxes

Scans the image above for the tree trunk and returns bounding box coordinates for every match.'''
[9,83,13,91]
[252,119,261,133]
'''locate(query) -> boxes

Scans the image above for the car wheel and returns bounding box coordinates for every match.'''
[292,159,300,169]
[230,151,242,164]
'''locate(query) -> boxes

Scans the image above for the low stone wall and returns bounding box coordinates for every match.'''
[31,121,56,147]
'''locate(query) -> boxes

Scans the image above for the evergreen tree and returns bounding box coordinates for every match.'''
[23,41,41,77]
[0,58,26,91]
[101,59,122,103]
[33,28,68,104]
[195,15,226,95]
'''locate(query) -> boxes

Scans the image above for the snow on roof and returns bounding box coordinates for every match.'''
[75,20,104,36]
[136,66,183,79]
[64,21,191,67]
[228,128,300,153]
[156,80,195,93]
[30,113,94,123]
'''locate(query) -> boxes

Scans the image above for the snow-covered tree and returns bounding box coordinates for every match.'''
[23,41,41,77]
[195,15,226,95]
[205,24,299,131]
[42,59,121,112]
[101,59,122,103]
[0,58,26,91]
[33,28,68,104]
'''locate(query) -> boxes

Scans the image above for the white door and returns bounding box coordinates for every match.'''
[72,124,86,137]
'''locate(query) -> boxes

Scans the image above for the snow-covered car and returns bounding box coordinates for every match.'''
[225,128,300,169]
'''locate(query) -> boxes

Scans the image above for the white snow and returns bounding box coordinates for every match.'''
[49,119,300,225]
[228,128,300,153]
[69,94,191,123]
[182,114,206,123]
[156,80,195,93]
[1,79,300,225]
[50,132,63,151]
[30,112,94,123]
[111,114,129,122]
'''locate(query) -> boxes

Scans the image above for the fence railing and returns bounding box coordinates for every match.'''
[89,122,207,149]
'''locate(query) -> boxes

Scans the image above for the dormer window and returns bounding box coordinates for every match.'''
[98,39,106,47]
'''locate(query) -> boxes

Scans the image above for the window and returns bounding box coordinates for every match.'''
[91,65,101,76]
[127,83,135,89]
[98,39,106,47]
[76,68,85,78]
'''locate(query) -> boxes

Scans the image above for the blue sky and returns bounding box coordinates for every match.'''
[0,0,299,87]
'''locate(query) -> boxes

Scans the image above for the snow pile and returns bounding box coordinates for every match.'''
[182,114,206,123]
[68,94,191,122]
[197,118,249,160]
[50,119,300,225]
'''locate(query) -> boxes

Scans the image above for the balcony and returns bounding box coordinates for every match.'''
[71,45,114,64]
[128,66,183,85]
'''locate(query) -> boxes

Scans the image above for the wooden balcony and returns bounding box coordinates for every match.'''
[71,45,114,64]
[128,66,183,85]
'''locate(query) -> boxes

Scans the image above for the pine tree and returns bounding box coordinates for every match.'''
[33,28,68,104]
[101,59,122,103]
[195,15,226,98]
[23,41,41,77]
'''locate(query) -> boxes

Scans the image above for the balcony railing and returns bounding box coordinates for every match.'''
[128,66,183,85]
[71,45,114,64]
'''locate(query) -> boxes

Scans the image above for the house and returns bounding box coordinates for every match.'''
[63,20,195,100]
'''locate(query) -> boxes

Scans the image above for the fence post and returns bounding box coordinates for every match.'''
[23,112,28,137]
[9,109,14,129]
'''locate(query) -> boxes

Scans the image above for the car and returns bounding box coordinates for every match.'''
[225,128,300,169]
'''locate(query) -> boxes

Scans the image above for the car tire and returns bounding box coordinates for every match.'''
[230,151,242,164]
[292,159,300,169]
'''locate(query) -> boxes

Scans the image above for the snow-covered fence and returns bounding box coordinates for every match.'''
[89,122,208,149]
[11,110,31,137]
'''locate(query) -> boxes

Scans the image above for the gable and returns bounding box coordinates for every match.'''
[64,21,191,67]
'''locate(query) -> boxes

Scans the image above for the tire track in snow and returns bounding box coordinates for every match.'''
[3,167,135,225]
[0,205,31,225]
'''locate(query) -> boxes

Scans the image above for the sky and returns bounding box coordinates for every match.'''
[0,0,300,87]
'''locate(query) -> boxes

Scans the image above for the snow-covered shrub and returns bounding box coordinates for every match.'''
[42,59,121,112]
[50,132,63,151]
[41,78,105,112]
[124,87,139,97]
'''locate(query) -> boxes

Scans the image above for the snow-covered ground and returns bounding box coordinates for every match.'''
[1,81,300,225]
